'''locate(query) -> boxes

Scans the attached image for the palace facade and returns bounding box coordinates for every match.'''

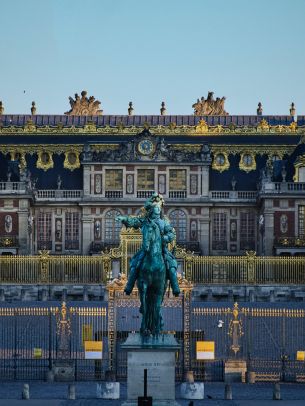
[0,92,305,257]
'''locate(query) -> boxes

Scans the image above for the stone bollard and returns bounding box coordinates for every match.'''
[45,369,54,382]
[246,371,256,384]
[20,289,26,301]
[83,287,89,301]
[22,384,30,400]
[0,289,5,302]
[62,288,67,302]
[228,290,234,302]
[225,384,232,400]
[68,384,76,400]
[273,383,281,400]
[41,288,48,301]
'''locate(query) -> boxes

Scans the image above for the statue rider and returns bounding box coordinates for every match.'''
[116,192,180,297]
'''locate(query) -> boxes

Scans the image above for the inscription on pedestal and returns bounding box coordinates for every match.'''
[127,351,175,400]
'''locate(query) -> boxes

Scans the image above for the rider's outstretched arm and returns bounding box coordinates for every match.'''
[116,215,142,229]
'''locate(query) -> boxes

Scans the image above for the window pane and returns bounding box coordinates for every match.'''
[169,169,186,191]
[169,209,186,242]
[105,170,123,190]
[105,209,122,242]
[299,206,305,237]
[37,212,52,249]
[212,212,227,250]
[65,212,80,250]
[137,169,154,190]
[240,211,255,250]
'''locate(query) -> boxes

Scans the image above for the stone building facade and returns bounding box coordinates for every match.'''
[0,98,305,257]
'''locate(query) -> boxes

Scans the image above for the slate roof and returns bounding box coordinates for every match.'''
[0,114,298,127]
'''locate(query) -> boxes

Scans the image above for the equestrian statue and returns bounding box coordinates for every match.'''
[116,192,180,336]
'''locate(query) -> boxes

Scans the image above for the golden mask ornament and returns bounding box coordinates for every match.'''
[63,150,80,171]
[36,150,54,171]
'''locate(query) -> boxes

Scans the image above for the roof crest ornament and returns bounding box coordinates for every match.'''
[65,90,103,116]
[192,91,228,116]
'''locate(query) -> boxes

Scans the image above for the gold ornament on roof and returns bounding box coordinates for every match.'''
[65,90,103,116]
[192,92,228,116]
[290,121,297,132]
[257,119,270,132]
[195,119,208,134]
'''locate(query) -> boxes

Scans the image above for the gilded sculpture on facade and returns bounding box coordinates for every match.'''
[65,90,103,116]
[192,92,228,116]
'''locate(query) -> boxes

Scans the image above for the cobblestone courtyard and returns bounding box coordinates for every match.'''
[0,382,305,405]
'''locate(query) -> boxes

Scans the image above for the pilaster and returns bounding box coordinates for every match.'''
[201,166,210,197]
[18,199,30,254]
[199,207,210,255]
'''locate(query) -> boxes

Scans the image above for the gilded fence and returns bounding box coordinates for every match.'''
[0,251,106,284]
[191,303,305,382]
[184,251,305,285]
[1,230,305,284]
[0,303,108,380]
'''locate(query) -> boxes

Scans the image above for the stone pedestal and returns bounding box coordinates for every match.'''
[224,359,247,383]
[121,333,180,406]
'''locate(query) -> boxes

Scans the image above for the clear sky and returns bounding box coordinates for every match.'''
[1,0,305,116]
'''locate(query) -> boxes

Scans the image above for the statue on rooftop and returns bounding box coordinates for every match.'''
[192,91,228,116]
[116,193,180,336]
[65,90,103,116]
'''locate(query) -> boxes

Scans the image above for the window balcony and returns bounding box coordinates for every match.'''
[137,190,155,198]
[209,191,257,201]
[273,182,305,192]
[37,240,52,250]
[274,237,305,247]
[105,190,123,198]
[35,189,83,200]
[0,182,26,194]
[169,190,187,199]
[65,240,80,250]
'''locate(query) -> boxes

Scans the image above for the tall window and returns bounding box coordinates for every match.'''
[65,212,80,250]
[240,211,255,250]
[212,212,227,250]
[37,212,52,250]
[299,206,305,237]
[169,169,186,190]
[137,169,154,190]
[169,209,187,242]
[105,209,122,242]
[105,170,123,190]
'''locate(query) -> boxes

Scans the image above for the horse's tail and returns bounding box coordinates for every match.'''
[146,291,164,334]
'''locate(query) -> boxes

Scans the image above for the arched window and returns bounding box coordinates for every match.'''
[169,209,187,242]
[105,209,122,242]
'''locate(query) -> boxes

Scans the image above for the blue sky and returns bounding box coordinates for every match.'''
[0,0,305,115]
